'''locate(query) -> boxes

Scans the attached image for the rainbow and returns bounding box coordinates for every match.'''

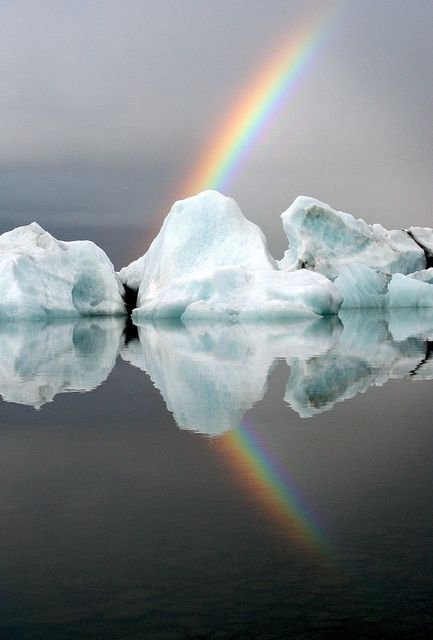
[218,419,331,560]
[179,1,341,196]
[142,2,341,249]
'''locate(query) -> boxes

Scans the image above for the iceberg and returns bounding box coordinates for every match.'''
[334,264,391,309]
[278,196,425,279]
[335,265,433,309]
[388,270,433,308]
[2,192,433,319]
[0,223,126,320]
[276,196,433,309]
[0,318,124,408]
[119,191,342,320]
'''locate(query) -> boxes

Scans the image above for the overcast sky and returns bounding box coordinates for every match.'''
[0,0,432,263]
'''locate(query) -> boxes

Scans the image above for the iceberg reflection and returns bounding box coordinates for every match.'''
[122,320,277,436]
[0,318,124,408]
[121,316,337,434]
[125,311,433,433]
[2,310,433,427]
[285,310,426,417]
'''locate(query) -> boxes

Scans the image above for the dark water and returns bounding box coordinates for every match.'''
[0,311,432,639]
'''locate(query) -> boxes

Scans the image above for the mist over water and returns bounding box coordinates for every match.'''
[0,311,432,638]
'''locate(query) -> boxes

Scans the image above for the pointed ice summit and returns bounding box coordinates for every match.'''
[0,223,126,320]
[119,190,342,320]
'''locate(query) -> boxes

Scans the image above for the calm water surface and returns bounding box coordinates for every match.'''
[0,311,432,639]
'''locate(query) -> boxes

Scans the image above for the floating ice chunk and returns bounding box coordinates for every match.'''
[0,223,126,319]
[0,318,124,408]
[334,264,391,308]
[120,190,276,292]
[278,196,425,278]
[388,271,433,308]
[120,191,341,320]
[334,265,433,310]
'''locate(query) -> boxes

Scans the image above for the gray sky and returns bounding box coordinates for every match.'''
[0,0,432,263]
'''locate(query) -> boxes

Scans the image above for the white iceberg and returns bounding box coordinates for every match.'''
[334,265,433,309]
[388,270,433,308]
[0,223,126,320]
[0,318,124,408]
[278,196,425,279]
[277,196,433,309]
[119,191,342,320]
[334,264,391,309]
[3,193,433,319]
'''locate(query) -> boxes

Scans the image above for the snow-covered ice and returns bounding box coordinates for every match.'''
[0,223,126,320]
[119,191,342,320]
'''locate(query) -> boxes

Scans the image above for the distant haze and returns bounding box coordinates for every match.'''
[0,0,432,266]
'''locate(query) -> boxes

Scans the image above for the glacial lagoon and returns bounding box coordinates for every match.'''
[0,311,432,639]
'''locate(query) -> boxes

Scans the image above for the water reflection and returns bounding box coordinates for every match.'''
[121,319,277,435]
[125,310,433,432]
[1,313,432,639]
[285,310,427,417]
[0,318,124,408]
[2,311,433,425]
